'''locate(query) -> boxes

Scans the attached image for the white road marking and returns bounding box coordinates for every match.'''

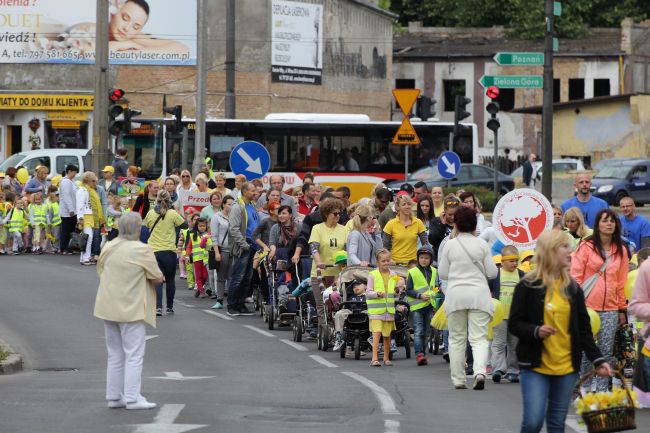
[202,309,234,321]
[341,371,401,415]
[280,339,308,351]
[129,403,207,433]
[384,419,400,433]
[175,301,195,308]
[243,325,275,337]
[309,355,337,368]
[145,335,159,341]
[149,371,215,381]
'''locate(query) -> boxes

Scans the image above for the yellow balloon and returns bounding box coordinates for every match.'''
[51,175,62,187]
[431,305,448,330]
[16,167,28,185]
[587,308,601,336]
[490,298,505,328]
[625,269,638,301]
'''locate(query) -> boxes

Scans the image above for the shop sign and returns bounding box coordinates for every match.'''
[0,94,94,110]
[46,110,88,121]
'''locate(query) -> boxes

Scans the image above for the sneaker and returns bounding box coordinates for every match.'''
[107,398,126,409]
[442,352,450,363]
[239,306,253,315]
[199,293,209,299]
[194,290,200,298]
[211,301,223,309]
[466,366,474,376]
[210,294,219,299]
[333,332,344,351]
[505,373,520,383]
[416,353,428,366]
[11,251,20,255]
[473,374,486,391]
[166,308,174,315]
[156,308,163,317]
[227,308,240,316]
[492,370,503,383]
[389,340,397,354]
[126,397,156,410]
[206,289,213,297]
[180,275,187,279]
[244,297,254,304]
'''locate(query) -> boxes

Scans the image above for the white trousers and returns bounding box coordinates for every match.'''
[104,320,146,403]
[80,226,93,263]
[447,309,491,386]
[490,320,519,375]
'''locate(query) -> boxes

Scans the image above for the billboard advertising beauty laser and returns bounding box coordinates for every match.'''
[0,0,197,65]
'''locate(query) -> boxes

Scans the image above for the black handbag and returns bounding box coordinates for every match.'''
[69,231,89,252]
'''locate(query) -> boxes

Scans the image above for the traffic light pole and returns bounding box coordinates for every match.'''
[90,0,111,173]
[193,0,207,176]
[225,0,236,118]
[493,129,499,195]
[541,0,554,200]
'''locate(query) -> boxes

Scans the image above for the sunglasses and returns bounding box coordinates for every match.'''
[182,175,190,178]
[445,200,459,206]
[332,212,341,216]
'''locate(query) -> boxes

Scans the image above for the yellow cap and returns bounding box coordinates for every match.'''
[520,250,534,261]
[102,165,115,173]
[51,175,62,187]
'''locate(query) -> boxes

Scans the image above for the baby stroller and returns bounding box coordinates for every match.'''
[316,267,340,351]
[262,257,297,330]
[291,272,319,342]
[386,265,411,360]
[336,266,372,360]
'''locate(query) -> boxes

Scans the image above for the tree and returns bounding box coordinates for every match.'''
[500,195,543,243]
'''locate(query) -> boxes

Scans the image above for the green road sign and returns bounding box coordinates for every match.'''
[493,52,544,66]
[554,1,562,16]
[479,75,543,89]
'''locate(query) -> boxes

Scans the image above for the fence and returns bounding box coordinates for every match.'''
[480,155,525,174]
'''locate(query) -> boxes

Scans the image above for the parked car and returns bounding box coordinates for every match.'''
[592,158,638,173]
[591,159,650,205]
[0,149,88,180]
[510,158,585,178]
[387,163,514,195]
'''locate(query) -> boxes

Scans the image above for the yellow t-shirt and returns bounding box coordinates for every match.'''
[143,209,186,253]
[499,269,520,318]
[308,223,348,277]
[433,203,443,217]
[534,281,574,376]
[383,216,426,264]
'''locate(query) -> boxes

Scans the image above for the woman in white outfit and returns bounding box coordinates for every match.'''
[76,172,96,265]
[438,206,498,390]
[94,212,164,410]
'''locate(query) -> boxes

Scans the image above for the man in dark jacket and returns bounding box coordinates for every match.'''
[521,153,539,188]
[112,148,129,179]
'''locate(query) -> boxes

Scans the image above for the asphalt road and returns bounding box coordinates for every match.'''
[1,255,648,433]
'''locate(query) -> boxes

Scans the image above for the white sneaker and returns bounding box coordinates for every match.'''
[126,397,157,410]
[107,398,126,408]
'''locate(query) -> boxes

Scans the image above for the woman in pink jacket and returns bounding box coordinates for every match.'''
[570,208,628,391]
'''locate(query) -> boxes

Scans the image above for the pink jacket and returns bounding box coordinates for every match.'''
[570,240,628,312]
[630,260,650,353]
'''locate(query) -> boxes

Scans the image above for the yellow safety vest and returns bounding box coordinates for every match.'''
[8,208,27,233]
[406,266,438,312]
[188,233,212,264]
[48,202,61,226]
[30,203,48,226]
[366,269,396,316]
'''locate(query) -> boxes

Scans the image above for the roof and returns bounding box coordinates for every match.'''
[394,27,624,60]
[348,0,398,20]
[512,93,648,114]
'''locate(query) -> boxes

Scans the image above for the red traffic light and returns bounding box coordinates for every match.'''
[109,88,125,102]
[486,86,500,99]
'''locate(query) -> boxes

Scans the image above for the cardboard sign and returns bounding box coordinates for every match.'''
[117,177,145,197]
[492,189,553,249]
[182,191,211,216]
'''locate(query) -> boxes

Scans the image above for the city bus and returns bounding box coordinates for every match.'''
[118,114,478,201]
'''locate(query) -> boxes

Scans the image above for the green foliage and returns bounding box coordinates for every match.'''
[386,0,650,40]
[445,185,498,213]
[0,348,9,362]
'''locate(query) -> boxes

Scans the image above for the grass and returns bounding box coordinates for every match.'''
[0,347,10,362]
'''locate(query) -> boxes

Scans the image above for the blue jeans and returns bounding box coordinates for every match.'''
[411,306,433,356]
[519,369,578,433]
[227,249,254,310]
[443,330,449,352]
[154,251,177,310]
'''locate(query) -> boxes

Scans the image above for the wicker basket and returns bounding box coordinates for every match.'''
[576,371,636,433]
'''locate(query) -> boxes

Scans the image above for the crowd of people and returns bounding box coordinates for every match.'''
[2,151,650,432]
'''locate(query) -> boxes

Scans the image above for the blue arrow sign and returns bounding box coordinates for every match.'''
[229,141,271,180]
[437,151,461,179]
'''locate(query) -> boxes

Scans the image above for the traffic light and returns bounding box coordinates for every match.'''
[108,88,125,136]
[453,94,471,137]
[164,105,183,133]
[416,96,436,120]
[122,108,142,132]
[486,86,500,132]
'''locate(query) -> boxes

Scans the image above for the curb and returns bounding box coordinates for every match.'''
[0,338,23,375]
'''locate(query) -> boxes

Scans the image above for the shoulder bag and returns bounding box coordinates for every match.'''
[456,238,489,283]
[580,254,611,299]
[140,215,162,244]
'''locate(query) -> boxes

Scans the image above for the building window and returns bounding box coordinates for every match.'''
[553,79,560,103]
[395,79,415,89]
[594,79,610,97]
[443,80,466,112]
[495,88,515,111]
[569,78,585,101]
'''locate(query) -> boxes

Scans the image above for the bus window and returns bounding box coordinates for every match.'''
[290,135,322,171]
[121,123,164,179]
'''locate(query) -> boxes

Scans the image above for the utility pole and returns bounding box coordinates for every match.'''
[541,0,554,200]
[90,0,110,173]
[192,0,207,176]
[225,0,236,118]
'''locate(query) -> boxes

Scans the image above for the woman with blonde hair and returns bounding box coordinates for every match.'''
[347,204,382,267]
[176,169,195,194]
[382,193,429,265]
[213,172,231,197]
[562,207,592,250]
[194,173,212,193]
[509,229,611,433]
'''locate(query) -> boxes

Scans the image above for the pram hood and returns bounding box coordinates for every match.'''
[337,265,409,302]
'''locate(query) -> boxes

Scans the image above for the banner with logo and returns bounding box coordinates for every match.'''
[0,0,196,65]
[117,177,145,197]
[182,191,210,216]
[271,0,323,85]
[492,189,554,249]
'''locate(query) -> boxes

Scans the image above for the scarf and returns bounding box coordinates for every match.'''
[279,218,298,247]
[86,186,105,229]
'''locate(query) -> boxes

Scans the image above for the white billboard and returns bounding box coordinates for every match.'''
[0,0,196,65]
[271,0,323,85]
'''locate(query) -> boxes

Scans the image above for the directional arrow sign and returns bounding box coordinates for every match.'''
[229,140,271,180]
[479,75,543,89]
[150,371,216,381]
[128,404,207,433]
[493,52,544,66]
[437,151,461,180]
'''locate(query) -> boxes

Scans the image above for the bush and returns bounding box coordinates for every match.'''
[444,185,498,213]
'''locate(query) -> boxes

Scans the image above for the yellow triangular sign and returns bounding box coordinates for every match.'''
[393,89,420,116]
[392,118,420,145]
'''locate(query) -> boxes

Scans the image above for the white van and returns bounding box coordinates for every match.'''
[0,149,89,180]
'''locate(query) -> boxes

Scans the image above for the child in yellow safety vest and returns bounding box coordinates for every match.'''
[46,186,61,253]
[0,191,8,255]
[366,248,405,367]
[185,217,212,298]
[29,192,50,254]
[405,245,439,366]
[179,213,199,287]
[5,197,28,255]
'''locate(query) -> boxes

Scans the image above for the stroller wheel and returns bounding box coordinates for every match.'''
[354,337,362,360]
[266,306,275,330]
[404,330,411,359]
[293,316,303,342]
[339,331,346,359]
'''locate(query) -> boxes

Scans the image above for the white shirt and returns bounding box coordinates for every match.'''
[58,176,77,217]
